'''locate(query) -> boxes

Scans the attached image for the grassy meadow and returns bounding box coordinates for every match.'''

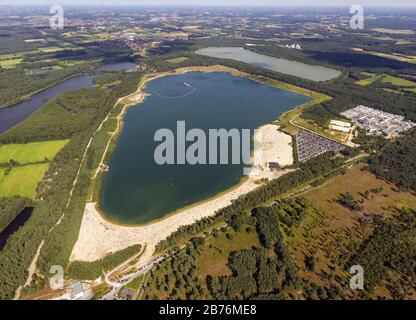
[0,140,69,164]
[0,140,69,199]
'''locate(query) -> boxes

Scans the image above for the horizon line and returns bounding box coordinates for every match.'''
[1,4,416,8]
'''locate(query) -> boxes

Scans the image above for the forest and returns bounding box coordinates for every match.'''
[143,198,309,300]
[351,209,416,296]
[0,62,97,108]
[144,192,416,300]
[368,128,416,192]
[0,196,32,233]
[0,71,142,299]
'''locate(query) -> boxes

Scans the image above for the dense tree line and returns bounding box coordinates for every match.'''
[0,196,32,233]
[66,245,141,280]
[0,62,97,108]
[336,193,363,212]
[351,209,416,296]
[368,128,416,192]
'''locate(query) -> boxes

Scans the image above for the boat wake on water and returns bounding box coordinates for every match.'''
[149,83,197,99]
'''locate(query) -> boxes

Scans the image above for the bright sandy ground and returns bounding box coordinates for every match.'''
[252,124,294,171]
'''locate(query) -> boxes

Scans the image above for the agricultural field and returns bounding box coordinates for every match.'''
[0,140,69,164]
[353,49,416,64]
[0,50,34,69]
[355,73,416,91]
[404,87,416,93]
[0,58,22,69]
[166,57,190,64]
[38,47,65,53]
[0,163,49,199]
[355,73,384,86]
[381,75,416,87]
[370,28,416,35]
[0,140,68,199]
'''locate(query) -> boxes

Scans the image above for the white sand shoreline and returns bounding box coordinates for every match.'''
[69,68,296,266]
[70,175,277,263]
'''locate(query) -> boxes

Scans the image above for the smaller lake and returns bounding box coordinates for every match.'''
[97,62,138,72]
[0,207,33,251]
[196,47,341,82]
[0,74,94,134]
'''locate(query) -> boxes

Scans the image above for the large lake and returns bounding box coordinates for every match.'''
[100,71,311,224]
[196,47,341,82]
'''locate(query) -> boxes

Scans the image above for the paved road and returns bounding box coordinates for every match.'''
[102,256,165,300]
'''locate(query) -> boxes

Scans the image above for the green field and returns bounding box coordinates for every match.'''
[0,140,69,199]
[405,87,416,93]
[356,73,416,88]
[355,73,384,86]
[0,168,4,185]
[371,28,416,35]
[0,140,69,164]
[0,53,23,60]
[0,58,23,69]
[381,75,416,87]
[125,275,144,291]
[0,163,49,199]
[166,57,190,64]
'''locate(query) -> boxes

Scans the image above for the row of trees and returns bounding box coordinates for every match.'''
[0,196,32,233]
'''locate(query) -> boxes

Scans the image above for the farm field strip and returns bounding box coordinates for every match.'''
[0,163,49,199]
[0,140,69,164]
[0,140,69,199]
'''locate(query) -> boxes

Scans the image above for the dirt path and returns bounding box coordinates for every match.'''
[14,240,45,300]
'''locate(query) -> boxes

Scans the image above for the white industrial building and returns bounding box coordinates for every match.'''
[329,120,352,133]
[341,105,416,137]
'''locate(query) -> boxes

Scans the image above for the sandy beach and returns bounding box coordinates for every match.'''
[70,177,266,263]
[70,67,297,266]
[253,124,294,170]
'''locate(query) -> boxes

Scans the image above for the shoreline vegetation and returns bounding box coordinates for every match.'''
[70,64,331,265]
[0,72,87,110]
[0,61,99,110]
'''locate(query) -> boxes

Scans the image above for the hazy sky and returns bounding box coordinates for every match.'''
[0,0,414,7]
